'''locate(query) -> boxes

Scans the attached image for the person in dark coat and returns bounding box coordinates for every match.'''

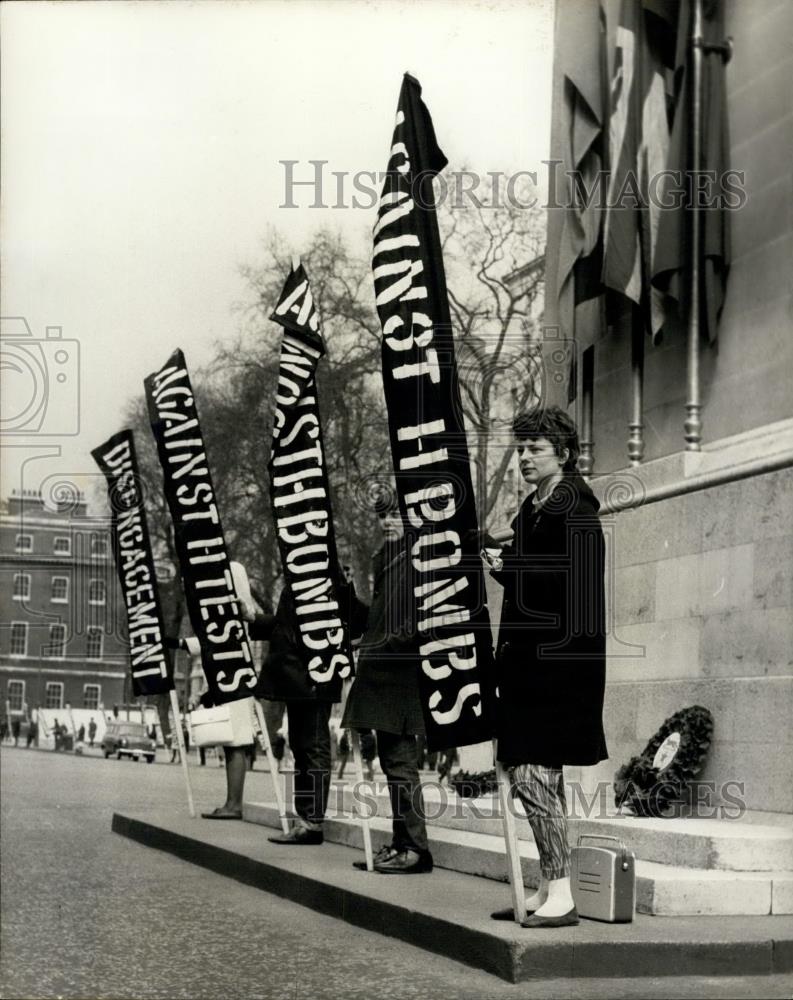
[342,491,433,875]
[484,406,607,928]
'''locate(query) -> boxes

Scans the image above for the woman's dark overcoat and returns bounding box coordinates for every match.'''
[492,474,608,767]
[254,583,366,704]
[342,540,425,736]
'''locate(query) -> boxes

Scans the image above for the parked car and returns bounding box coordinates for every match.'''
[102,721,156,763]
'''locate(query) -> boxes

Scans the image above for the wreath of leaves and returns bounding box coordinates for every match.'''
[450,768,498,798]
[614,704,714,817]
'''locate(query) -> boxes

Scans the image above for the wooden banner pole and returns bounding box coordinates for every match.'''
[350,729,374,871]
[494,743,525,922]
[252,700,289,834]
[169,689,195,818]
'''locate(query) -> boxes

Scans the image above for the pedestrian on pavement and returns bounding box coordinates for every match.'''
[437,747,459,785]
[483,406,607,929]
[342,490,433,875]
[11,715,21,747]
[26,706,39,748]
[88,717,97,747]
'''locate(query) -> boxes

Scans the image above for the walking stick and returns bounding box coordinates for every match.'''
[252,700,289,834]
[169,689,195,818]
[494,741,525,922]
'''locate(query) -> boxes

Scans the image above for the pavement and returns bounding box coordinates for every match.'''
[2,745,793,999]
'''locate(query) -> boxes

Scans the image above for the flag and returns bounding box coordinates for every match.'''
[144,349,258,704]
[372,73,495,751]
[652,0,731,343]
[545,0,610,402]
[268,262,354,692]
[603,0,678,342]
[91,430,173,697]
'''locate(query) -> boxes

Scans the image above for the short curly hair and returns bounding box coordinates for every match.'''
[512,405,580,472]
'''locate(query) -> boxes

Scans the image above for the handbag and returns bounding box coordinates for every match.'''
[188,697,256,748]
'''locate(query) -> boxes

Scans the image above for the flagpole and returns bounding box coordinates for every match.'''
[685,0,704,451]
[169,689,195,817]
[350,729,374,871]
[628,314,645,465]
[494,743,525,922]
[252,700,289,834]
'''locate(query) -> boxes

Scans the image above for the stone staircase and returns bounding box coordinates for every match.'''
[244,780,793,916]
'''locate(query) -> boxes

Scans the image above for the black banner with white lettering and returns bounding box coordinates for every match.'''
[269,263,353,690]
[144,350,258,704]
[373,74,494,750]
[91,430,173,697]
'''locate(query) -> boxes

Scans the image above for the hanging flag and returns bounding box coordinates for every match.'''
[545,0,610,402]
[91,430,173,697]
[144,349,258,704]
[268,261,353,691]
[603,0,678,342]
[652,0,731,343]
[372,73,494,751]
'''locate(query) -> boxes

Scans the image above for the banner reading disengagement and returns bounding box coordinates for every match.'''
[144,349,257,704]
[91,429,173,697]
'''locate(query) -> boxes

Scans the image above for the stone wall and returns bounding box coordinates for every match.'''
[590,0,793,474]
[580,465,793,814]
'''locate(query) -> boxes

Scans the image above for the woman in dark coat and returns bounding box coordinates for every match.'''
[484,406,607,928]
[342,493,433,874]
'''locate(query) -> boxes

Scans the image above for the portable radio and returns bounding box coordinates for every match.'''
[571,834,636,922]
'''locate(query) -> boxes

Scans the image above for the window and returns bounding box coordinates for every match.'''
[48,623,67,659]
[10,623,28,657]
[83,684,101,710]
[45,682,64,710]
[53,536,71,556]
[86,626,103,660]
[51,577,69,603]
[88,579,106,605]
[13,573,31,601]
[7,680,25,712]
[15,534,32,553]
[91,536,108,557]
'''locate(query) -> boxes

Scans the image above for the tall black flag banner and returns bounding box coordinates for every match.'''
[144,349,258,704]
[373,74,494,750]
[91,430,173,697]
[269,262,353,689]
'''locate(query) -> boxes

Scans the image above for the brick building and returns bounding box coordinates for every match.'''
[0,489,127,715]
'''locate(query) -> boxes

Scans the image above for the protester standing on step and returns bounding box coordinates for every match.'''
[483,406,607,928]
[343,491,434,875]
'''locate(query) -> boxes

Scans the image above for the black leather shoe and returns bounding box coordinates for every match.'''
[521,907,579,928]
[374,849,433,874]
[353,845,398,871]
[268,826,324,845]
[491,905,535,921]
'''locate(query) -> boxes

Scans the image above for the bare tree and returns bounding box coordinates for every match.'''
[440,173,545,527]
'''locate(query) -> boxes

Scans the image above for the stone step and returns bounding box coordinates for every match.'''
[320,782,793,872]
[112,809,793,982]
[245,802,793,916]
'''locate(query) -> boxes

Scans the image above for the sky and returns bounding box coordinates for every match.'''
[1,0,554,509]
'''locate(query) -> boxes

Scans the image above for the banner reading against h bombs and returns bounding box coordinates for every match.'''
[269,263,353,691]
[144,350,258,704]
[372,74,494,750]
[92,429,173,696]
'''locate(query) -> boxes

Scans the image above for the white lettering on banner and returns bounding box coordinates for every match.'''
[269,285,353,686]
[371,86,491,739]
[429,683,482,725]
[94,437,169,686]
[146,358,258,696]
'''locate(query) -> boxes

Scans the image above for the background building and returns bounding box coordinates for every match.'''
[0,489,126,716]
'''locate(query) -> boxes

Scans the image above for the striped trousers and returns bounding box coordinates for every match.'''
[510,763,571,880]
